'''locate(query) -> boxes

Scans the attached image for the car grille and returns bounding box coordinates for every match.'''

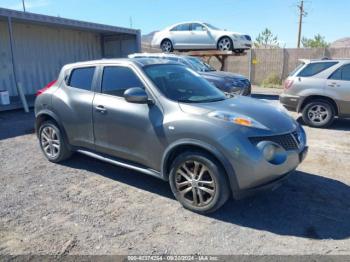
[249,132,300,151]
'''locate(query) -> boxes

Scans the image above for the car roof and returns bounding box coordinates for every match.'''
[129,53,195,60]
[299,58,350,64]
[62,57,180,70]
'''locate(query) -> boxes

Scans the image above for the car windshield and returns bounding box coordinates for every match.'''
[143,64,226,103]
[185,57,216,72]
[203,23,220,30]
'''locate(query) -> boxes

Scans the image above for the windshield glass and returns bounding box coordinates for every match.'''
[203,23,220,30]
[143,64,226,103]
[185,57,216,72]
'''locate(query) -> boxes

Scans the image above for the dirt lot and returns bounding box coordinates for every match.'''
[0,96,350,255]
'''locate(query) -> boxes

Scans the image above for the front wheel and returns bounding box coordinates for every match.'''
[169,152,230,214]
[301,100,335,128]
[160,39,173,53]
[217,37,233,51]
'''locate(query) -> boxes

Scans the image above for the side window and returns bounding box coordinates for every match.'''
[68,67,95,91]
[329,68,342,80]
[329,64,350,81]
[171,23,190,31]
[297,62,338,77]
[191,23,205,31]
[101,66,144,97]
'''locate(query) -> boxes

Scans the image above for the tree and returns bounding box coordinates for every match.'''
[302,34,329,48]
[254,28,279,48]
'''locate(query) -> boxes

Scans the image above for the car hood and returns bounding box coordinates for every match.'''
[179,96,297,133]
[200,71,247,80]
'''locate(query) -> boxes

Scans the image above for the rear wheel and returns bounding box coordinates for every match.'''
[217,37,233,51]
[39,121,72,162]
[169,152,230,214]
[161,39,173,53]
[301,100,335,128]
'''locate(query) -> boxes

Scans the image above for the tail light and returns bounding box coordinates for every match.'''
[36,80,57,96]
[284,79,294,90]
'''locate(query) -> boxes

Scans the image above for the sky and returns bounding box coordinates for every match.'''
[0,0,349,47]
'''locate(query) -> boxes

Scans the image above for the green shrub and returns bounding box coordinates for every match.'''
[261,74,282,88]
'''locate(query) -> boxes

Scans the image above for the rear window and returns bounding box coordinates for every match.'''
[297,62,338,77]
[68,67,95,91]
[289,63,305,76]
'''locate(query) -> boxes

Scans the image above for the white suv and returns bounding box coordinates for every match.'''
[280,59,350,127]
[151,21,252,53]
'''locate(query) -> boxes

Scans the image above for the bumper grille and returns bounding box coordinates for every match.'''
[249,132,300,151]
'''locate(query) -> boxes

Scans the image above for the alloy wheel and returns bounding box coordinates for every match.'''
[161,40,172,52]
[307,105,330,125]
[218,38,231,51]
[40,126,60,158]
[175,160,216,207]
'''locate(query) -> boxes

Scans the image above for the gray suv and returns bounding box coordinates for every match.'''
[35,58,308,213]
[280,59,350,127]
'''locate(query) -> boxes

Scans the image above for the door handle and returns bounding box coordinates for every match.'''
[328,82,340,87]
[95,105,106,113]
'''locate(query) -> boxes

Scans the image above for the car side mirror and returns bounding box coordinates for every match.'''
[124,87,151,104]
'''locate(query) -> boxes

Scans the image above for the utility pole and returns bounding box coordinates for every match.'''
[297,0,306,48]
[22,0,26,12]
[129,16,133,28]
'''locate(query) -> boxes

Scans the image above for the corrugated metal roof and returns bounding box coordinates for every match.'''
[0,7,139,35]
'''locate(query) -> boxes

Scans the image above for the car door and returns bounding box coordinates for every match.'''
[169,23,191,49]
[53,66,97,149]
[190,23,215,48]
[92,65,165,170]
[326,63,350,116]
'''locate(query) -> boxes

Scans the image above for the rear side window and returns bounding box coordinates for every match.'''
[297,62,338,77]
[68,67,95,90]
[191,23,206,31]
[101,66,144,97]
[329,64,350,81]
[171,23,190,31]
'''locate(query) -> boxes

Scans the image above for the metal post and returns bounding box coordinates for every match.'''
[7,16,29,112]
[22,0,26,12]
[248,49,253,82]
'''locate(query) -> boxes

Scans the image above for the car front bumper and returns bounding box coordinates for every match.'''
[233,40,252,49]
[232,145,308,199]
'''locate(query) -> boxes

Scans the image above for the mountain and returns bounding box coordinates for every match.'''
[330,37,350,48]
[142,31,158,45]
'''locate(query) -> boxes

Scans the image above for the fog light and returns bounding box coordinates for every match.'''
[257,141,287,165]
[262,144,276,161]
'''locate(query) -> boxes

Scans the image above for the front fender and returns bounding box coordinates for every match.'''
[161,138,240,193]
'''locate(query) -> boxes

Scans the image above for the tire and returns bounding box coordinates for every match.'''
[217,37,233,51]
[160,39,173,53]
[301,100,335,128]
[169,151,230,214]
[38,121,72,162]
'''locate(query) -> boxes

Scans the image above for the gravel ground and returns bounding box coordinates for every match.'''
[0,97,350,255]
